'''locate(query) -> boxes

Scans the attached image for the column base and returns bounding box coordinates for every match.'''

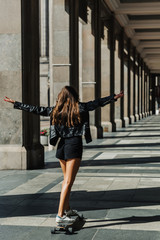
[112,121,116,132]
[0,145,27,170]
[141,113,144,118]
[139,113,143,120]
[115,119,122,129]
[90,125,103,139]
[149,111,152,115]
[130,115,135,124]
[102,121,117,132]
[102,122,112,133]
[26,143,44,170]
[124,117,129,127]
[97,125,103,138]
[120,117,128,127]
[0,144,44,170]
[135,114,139,121]
[120,118,126,128]
[142,112,146,118]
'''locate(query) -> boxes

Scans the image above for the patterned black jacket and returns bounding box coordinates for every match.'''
[14,95,116,146]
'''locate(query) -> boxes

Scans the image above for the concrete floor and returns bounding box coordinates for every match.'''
[1,115,160,239]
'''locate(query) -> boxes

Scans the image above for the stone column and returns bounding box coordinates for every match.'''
[134,51,138,121]
[69,0,79,92]
[79,20,83,101]
[127,38,131,124]
[82,7,97,138]
[94,0,103,137]
[39,0,50,108]
[109,15,116,132]
[146,68,149,116]
[22,0,44,169]
[0,0,27,170]
[115,39,121,129]
[50,0,70,106]
[101,28,111,132]
[137,54,140,119]
[149,73,152,115]
[139,59,142,119]
[144,65,146,117]
[120,29,125,127]
[135,65,139,121]
[151,75,156,115]
[147,70,150,115]
[133,47,136,121]
[147,69,150,116]
[0,0,44,170]
[130,67,134,123]
[40,0,49,58]
[124,54,129,126]
[141,59,144,118]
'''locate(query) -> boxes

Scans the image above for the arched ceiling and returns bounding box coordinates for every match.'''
[104,0,160,74]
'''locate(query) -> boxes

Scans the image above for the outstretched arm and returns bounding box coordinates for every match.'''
[84,91,124,111]
[114,91,124,100]
[4,96,53,116]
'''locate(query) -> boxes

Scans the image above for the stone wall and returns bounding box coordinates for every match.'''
[0,0,22,145]
[0,0,27,170]
[49,0,70,106]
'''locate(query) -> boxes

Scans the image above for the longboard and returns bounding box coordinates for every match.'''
[51,215,85,234]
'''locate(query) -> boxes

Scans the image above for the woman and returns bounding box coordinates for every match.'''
[4,86,123,224]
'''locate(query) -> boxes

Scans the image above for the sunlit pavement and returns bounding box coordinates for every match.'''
[1,115,160,240]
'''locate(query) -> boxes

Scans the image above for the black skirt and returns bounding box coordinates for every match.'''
[56,136,83,161]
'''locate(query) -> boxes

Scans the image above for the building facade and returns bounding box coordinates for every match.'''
[0,0,159,170]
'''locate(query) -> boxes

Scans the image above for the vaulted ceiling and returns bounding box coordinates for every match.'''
[105,0,160,74]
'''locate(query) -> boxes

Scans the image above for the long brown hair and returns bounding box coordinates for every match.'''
[52,86,81,127]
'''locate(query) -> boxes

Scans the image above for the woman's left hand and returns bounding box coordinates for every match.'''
[4,96,15,104]
[114,91,124,100]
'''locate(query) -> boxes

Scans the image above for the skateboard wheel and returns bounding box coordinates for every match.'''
[79,214,83,219]
[51,227,56,234]
[68,227,73,233]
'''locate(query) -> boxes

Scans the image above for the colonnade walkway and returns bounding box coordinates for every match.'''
[1,115,160,239]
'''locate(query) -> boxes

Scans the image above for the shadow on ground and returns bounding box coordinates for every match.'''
[80,156,160,167]
[45,156,160,169]
[84,215,160,229]
[83,142,160,149]
[1,187,160,218]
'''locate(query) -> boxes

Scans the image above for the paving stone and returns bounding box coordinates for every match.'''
[0,226,35,240]
[93,229,160,240]
[1,115,160,239]
[106,208,160,220]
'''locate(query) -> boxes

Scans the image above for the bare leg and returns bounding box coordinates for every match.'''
[58,158,81,217]
[59,160,70,211]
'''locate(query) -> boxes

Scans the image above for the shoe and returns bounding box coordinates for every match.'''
[56,214,75,224]
[64,209,78,217]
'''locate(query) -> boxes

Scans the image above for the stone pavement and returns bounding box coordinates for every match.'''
[1,115,160,240]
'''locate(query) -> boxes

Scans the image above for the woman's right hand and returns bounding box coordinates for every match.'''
[4,96,15,104]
